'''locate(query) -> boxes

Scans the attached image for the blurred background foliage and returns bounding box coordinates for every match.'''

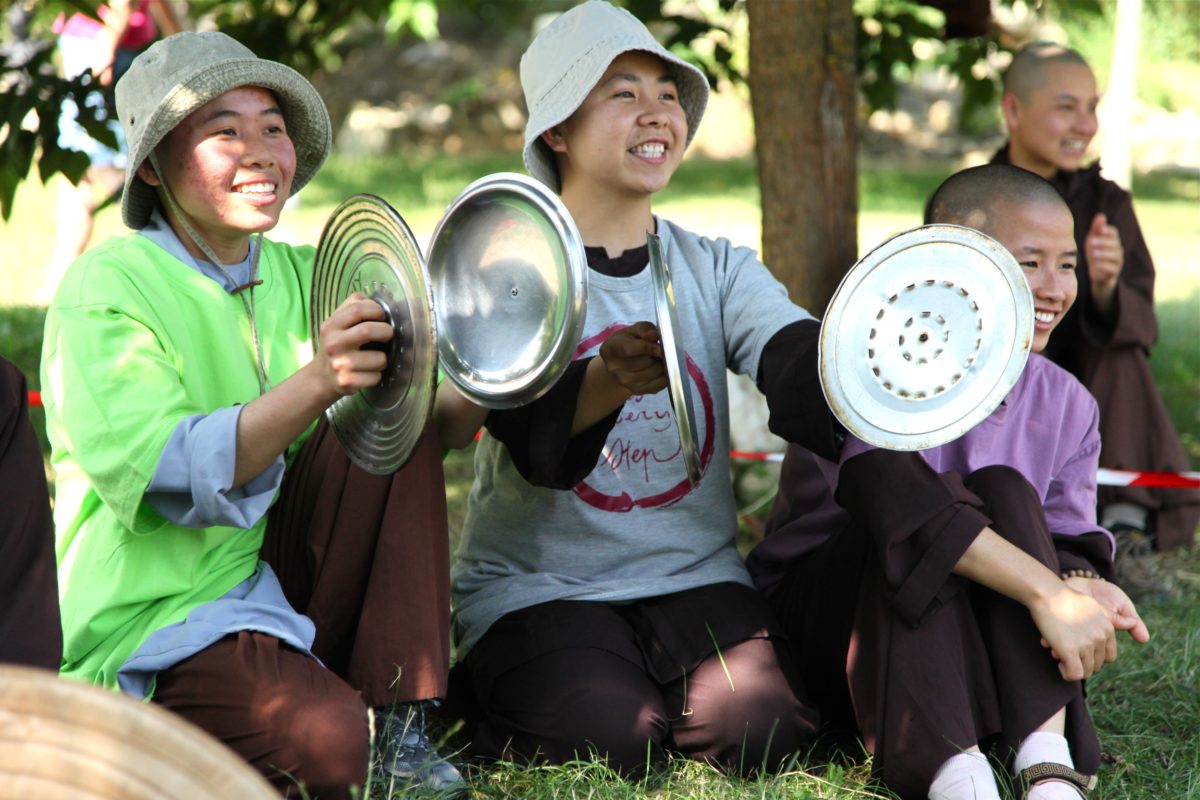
[9,0,1199,219]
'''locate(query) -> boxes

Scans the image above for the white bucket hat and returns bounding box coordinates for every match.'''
[115,31,332,229]
[520,0,710,191]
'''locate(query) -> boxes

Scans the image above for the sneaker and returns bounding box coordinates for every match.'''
[1112,524,1174,603]
[375,701,466,795]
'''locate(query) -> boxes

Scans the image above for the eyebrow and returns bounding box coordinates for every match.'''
[602,71,676,87]
[1014,249,1079,261]
[199,106,285,125]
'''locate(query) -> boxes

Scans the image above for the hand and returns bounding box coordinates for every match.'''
[1027,583,1117,682]
[311,293,393,401]
[598,321,668,397]
[1085,213,1123,313]
[1064,576,1150,646]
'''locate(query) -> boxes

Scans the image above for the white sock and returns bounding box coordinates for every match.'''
[928,751,1001,800]
[1015,731,1081,799]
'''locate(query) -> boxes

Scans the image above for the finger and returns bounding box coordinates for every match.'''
[1074,649,1092,681]
[608,338,664,361]
[619,376,668,397]
[624,321,661,341]
[1058,652,1082,682]
[337,320,394,352]
[329,345,388,374]
[1090,212,1107,235]
[611,356,665,378]
[1117,609,1150,643]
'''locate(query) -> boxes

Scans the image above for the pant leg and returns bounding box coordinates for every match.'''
[661,635,816,775]
[152,631,370,799]
[0,358,60,670]
[774,484,1000,799]
[461,601,668,775]
[261,420,451,705]
[964,466,1100,774]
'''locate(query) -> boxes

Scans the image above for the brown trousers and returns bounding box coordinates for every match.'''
[0,358,60,671]
[771,466,1099,800]
[152,420,451,798]
[454,582,818,776]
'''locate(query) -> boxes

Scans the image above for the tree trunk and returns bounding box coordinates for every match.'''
[1100,0,1142,190]
[748,0,858,317]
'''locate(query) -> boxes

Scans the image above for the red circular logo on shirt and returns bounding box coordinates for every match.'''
[571,325,717,511]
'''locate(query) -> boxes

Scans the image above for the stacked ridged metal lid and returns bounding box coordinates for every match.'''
[311,174,588,474]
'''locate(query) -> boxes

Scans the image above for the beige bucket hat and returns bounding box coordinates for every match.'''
[115,31,332,229]
[520,0,710,191]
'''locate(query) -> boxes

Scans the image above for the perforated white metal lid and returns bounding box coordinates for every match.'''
[819,224,1034,450]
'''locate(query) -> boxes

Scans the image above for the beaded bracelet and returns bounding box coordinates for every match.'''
[1061,568,1104,581]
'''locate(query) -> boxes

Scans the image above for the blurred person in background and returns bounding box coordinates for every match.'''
[37,0,183,304]
[992,42,1199,599]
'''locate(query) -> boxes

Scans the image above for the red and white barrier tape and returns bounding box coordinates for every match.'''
[27,393,1198,489]
[729,451,1199,489]
[1095,468,1200,489]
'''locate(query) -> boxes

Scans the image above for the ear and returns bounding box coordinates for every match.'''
[540,126,568,154]
[1000,92,1021,133]
[135,159,161,187]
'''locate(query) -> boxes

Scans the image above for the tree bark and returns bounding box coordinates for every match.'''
[748,0,858,317]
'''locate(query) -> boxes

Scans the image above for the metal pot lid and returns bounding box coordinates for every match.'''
[648,232,702,485]
[311,194,437,474]
[819,224,1033,451]
[427,172,588,409]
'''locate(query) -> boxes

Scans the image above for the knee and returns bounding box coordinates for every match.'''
[677,643,817,774]
[964,465,1035,505]
[688,688,815,775]
[263,690,370,798]
[566,698,666,775]
[476,668,668,776]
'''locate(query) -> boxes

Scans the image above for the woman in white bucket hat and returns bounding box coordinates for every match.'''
[448,0,841,777]
[41,31,465,797]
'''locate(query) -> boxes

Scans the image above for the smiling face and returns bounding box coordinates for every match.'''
[139,86,297,263]
[542,50,687,202]
[986,198,1079,353]
[1003,60,1099,178]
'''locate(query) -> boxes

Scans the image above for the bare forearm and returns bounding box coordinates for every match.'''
[232,363,337,487]
[953,526,1063,607]
[571,356,632,435]
[434,382,488,450]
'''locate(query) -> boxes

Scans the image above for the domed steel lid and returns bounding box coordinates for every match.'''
[311,194,437,474]
[427,172,588,409]
[819,224,1033,450]
[648,231,701,485]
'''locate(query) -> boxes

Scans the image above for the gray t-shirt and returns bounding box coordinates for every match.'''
[451,218,813,654]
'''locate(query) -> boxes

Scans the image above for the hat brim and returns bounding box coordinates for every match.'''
[122,59,332,229]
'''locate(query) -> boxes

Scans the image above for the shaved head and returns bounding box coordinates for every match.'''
[1003,42,1092,103]
[925,164,1068,235]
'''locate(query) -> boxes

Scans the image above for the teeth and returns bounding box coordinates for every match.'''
[237,182,276,194]
[1035,311,1056,323]
[631,142,665,158]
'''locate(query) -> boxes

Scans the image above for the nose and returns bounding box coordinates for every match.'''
[241,131,276,168]
[1031,266,1067,301]
[638,95,672,128]
[1074,107,1098,136]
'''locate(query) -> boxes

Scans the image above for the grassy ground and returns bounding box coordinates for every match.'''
[2,154,1197,799]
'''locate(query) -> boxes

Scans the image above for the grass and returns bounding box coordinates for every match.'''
[2,153,1198,798]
